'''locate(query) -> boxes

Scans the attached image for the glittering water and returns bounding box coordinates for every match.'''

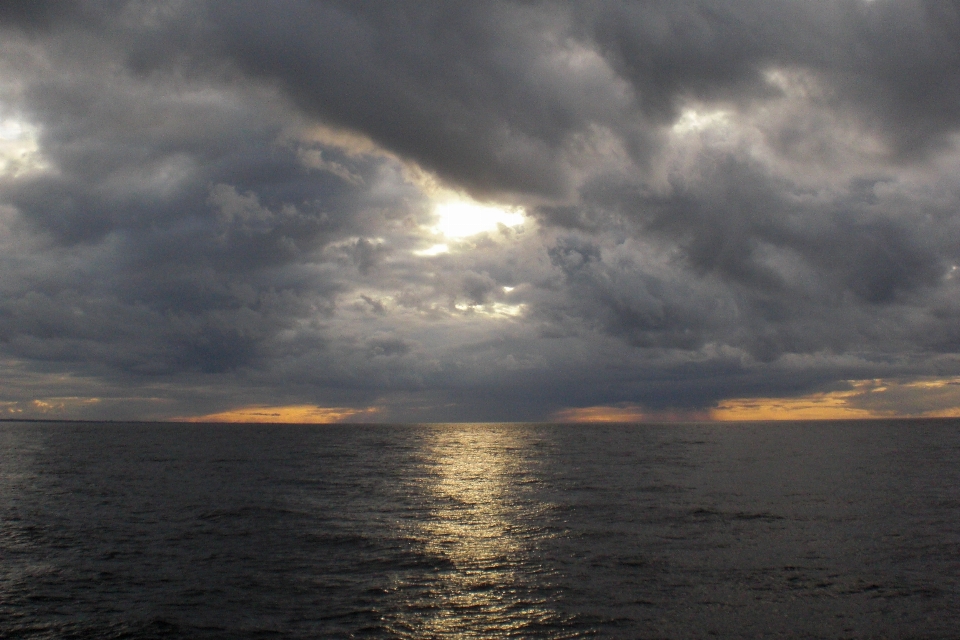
[2,420,959,638]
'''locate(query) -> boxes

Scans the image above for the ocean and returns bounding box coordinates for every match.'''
[1,420,959,638]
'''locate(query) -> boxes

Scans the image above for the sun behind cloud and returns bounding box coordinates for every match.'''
[413,197,528,256]
[433,200,525,239]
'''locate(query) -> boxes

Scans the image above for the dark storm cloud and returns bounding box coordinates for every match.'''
[0,0,81,31]
[584,0,960,158]
[197,1,960,195]
[2,0,960,420]
[7,1,960,186]
[0,7,391,383]
[197,0,590,199]
[538,152,956,365]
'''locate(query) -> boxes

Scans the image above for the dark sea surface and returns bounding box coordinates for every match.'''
[2,420,959,639]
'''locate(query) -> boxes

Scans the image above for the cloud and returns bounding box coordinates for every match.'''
[1,1,960,421]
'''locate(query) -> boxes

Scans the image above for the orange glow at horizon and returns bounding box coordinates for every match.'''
[180,404,381,424]
[556,377,960,423]
[552,404,647,423]
[553,404,712,423]
[710,392,878,421]
[712,377,960,421]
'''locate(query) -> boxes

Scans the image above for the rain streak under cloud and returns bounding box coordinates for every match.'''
[2,0,960,422]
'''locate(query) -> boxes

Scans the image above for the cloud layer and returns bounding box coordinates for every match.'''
[2,0,960,421]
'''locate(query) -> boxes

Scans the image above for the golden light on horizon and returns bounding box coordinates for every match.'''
[553,404,647,423]
[710,391,877,421]
[711,377,960,421]
[552,404,713,423]
[180,404,381,424]
[553,377,960,423]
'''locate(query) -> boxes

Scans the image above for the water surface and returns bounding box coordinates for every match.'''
[1,420,959,638]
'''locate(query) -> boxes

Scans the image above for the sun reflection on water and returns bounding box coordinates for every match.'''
[399,424,559,638]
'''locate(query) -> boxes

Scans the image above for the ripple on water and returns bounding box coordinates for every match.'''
[1,420,960,638]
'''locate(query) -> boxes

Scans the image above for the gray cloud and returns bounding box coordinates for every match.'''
[1,1,960,421]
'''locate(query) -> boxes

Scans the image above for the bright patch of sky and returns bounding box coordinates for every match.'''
[413,243,450,256]
[432,200,526,239]
[0,117,46,177]
[453,302,525,317]
[671,108,730,134]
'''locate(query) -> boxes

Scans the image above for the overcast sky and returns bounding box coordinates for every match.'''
[2,0,960,422]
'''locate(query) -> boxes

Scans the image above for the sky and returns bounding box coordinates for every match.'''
[2,0,960,423]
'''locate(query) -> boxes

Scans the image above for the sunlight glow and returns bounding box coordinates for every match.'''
[399,426,550,635]
[414,243,450,256]
[711,392,875,421]
[28,397,101,413]
[553,404,712,422]
[0,117,47,177]
[710,377,960,420]
[553,376,960,423]
[490,302,523,317]
[554,404,647,422]
[453,302,525,317]
[432,200,525,239]
[671,108,729,134]
[181,404,381,423]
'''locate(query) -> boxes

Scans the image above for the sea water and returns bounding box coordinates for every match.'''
[1,420,959,638]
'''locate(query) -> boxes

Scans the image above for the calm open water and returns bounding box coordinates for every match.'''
[1,420,959,638]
